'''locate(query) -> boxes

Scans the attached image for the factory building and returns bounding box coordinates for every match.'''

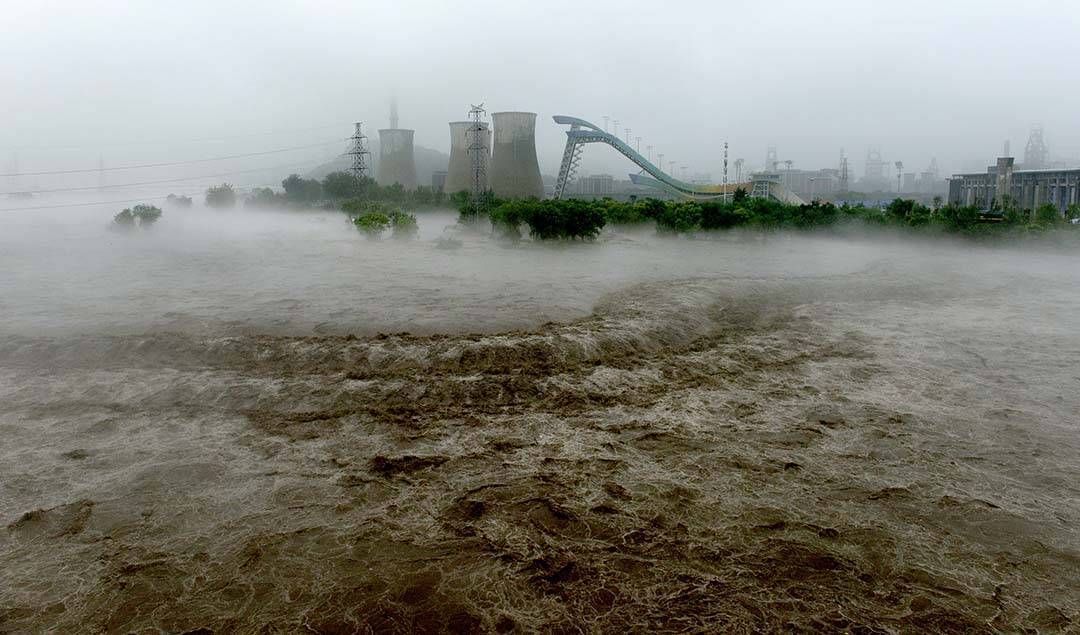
[444,121,491,194]
[490,111,544,199]
[574,174,614,196]
[949,157,1080,214]
[431,170,447,193]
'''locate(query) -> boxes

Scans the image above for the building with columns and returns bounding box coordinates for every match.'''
[949,158,1080,215]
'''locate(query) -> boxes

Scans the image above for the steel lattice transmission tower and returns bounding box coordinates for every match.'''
[346,122,372,179]
[1024,125,1049,169]
[467,103,488,211]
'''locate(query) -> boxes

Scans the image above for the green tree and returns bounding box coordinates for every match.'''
[938,204,980,231]
[205,183,236,208]
[1034,203,1062,226]
[353,212,390,239]
[389,211,419,240]
[132,204,162,226]
[113,204,162,228]
[282,174,323,204]
[322,171,373,199]
[166,194,193,207]
[113,208,136,227]
[244,187,286,208]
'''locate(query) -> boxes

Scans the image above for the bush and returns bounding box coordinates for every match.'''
[244,187,287,208]
[389,211,419,240]
[282,174,323,204]
[353,212,391,238]
[938,204,981,231]
[597,198,649,225]
[654,201,701,234]
[113,204,162,228]
[342,199,399,218]
[113,209,136,227]
[489,199,605,240]
[1034,203,1062,227]
[165,194,192,207]
[699,201,750,230]
[323,171,373,199]
[205,183,236,208]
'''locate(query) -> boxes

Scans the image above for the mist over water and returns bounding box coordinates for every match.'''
[2,203,1079,632]
[1,204,887,338]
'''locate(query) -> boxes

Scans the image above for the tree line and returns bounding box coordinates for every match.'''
[197,171,450,210]
[457,188,1080,241]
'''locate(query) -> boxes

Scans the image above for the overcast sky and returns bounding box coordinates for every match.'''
[3,0,1079,187]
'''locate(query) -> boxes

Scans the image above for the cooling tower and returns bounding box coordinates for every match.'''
[490,111,543,198]
[377,128,417,189]
[445,121,491,194]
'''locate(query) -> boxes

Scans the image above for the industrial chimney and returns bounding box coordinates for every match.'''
[377,98,417,189]
[377,129,417,189]
[490,111,543,199]
[445,121,490,194]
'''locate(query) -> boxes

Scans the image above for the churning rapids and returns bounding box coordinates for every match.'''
[1,205,1078,633]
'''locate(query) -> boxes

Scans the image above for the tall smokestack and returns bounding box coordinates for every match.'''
[490,111,543,199]
[445,121,490,194]
[377,129,417,189]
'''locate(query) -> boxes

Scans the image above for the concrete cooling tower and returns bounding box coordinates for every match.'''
[377,128,417,189]
[490,111,543,198]
[445,121,491,194]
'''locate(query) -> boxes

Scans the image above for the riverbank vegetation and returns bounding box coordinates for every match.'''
[241,171,448,210]
[342,200,418,240]
[453,188,1080,243]
[112,204,163,229]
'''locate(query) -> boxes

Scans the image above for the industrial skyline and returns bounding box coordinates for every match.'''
[4,1,1079,196]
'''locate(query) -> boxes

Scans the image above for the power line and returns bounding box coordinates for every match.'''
[0,123,353,152]
[0,159,322,196]
[0,193,204,212]
[0,140,343,177]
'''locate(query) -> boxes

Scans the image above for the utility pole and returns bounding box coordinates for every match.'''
[723,141,729,203]
[624,127,631,144]
[647,145,653,162]
[468,103,488,215]
[602,116,609,132]
[635,137,641,154]
[839,149,849,194]
[734,158,744,183]
[346,122,372,179]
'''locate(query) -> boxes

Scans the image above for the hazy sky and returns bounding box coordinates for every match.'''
[4,0,1079,186]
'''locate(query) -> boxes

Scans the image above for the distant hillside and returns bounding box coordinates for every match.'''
[307,144,450,188]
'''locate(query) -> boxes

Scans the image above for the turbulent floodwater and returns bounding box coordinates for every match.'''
[1,204,1079,632]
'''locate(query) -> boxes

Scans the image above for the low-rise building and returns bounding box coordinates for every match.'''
[949,157,1080,214]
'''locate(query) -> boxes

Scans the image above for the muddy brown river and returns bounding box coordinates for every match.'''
[1,206,1078,632]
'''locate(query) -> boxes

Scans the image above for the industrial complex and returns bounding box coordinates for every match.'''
[948,127,1078,215]
[355,101,1075,213]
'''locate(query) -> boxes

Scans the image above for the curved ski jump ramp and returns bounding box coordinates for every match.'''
[552,115,803,204]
